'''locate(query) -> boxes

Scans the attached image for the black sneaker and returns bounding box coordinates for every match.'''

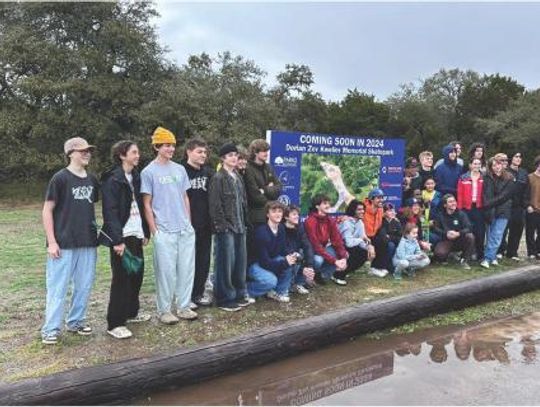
[66,324,92,336]
[218,303,241,312]
[237,296,255,307]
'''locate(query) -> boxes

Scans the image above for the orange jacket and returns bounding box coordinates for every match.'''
[363,198,383,238]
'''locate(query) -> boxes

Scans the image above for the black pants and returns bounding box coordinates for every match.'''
[526,211,540,256]
[464,205,486,259]
[434,233,475,262]
[191,226,212,300]
[370,230,389,270]
[335,246,368,279]
[107,236,144,330]
[498,207,525,258]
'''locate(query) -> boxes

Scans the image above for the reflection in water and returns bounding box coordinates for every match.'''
[139,312,540,406]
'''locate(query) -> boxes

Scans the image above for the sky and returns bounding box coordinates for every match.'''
[153,2,540,102]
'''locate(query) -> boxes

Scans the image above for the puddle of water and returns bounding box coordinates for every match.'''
[137,312,540,406]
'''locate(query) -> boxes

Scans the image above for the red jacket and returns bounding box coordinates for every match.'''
[304,212,348,264]
[457,172,484,210]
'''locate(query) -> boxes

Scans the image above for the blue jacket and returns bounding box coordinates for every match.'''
[434,145,463,196]
[254,223,289,274]
[393,237,422,262]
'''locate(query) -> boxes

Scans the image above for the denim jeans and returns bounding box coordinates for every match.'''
[313,246,337,281]
[247,259,294,297]
[484,217,509,262]
[153,227,196,313]
[292,263,306,286]
[214,232,247,306]
[42,247,97,337]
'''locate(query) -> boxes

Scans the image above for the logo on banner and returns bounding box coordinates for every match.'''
[278,171,290,185]
[278,194,291,206]
[274,156,297,168]
[387,166,403,174]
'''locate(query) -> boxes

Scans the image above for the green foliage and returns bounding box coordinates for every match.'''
[300,153,379,213]
[1,3,538,182]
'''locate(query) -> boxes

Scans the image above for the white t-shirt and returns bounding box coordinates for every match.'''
[122,172,144,239]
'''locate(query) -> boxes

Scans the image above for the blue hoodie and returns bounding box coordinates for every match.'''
[434,145,463,196]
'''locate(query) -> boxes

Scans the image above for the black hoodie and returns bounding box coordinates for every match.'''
[99,165,149,247]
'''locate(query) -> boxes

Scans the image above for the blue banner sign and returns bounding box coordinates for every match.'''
[266,130,405,214]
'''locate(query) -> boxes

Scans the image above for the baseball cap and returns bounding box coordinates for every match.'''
[368,188,384,199]
[64,137,96,155]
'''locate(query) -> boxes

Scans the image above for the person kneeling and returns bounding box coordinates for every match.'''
[432,194,475,269]
[247,202,296,302]
[393,223,431,280]
[305,194,349,285]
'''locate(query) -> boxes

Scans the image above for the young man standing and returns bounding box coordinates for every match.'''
[209,143,252,311]
[244,139,282,261]
[525,155,540,260]
[141,127,197,324]
[181,139,214,307]
[41,137,99,345]
[100,141,150,339]
[248,201,296,302]
[244,139,282,226]
[434,145,463,197]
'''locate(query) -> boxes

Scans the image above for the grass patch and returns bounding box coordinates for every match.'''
[1,205,539,383]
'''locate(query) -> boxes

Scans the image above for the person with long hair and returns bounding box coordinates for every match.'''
[468,142,487,174]
[480,154,515,268]
[457,157,485,260]
[100,141,151,339]
[498,151,529,261]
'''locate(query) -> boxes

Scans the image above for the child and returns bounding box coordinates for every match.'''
[380,202,402,269]
[392,223,431,280]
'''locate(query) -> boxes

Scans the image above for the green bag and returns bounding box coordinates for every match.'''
[122,247,143,275]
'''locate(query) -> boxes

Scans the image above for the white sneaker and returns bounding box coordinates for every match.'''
[480,260,490,269]
[529,255,536,260]
[159,312,179,325]
[127,312,151,323]
[267,290,290,303]
[491,259,500,266]
[496,254,503,260]
[511,256,521,261]
[189,301,198,310]
[331,276,347,286]
[292,284,310,295]
[177,308,198,320]
[107,326,133,339]
[369,268,388,278]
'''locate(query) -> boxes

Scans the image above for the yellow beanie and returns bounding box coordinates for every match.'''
[151,126,176,145]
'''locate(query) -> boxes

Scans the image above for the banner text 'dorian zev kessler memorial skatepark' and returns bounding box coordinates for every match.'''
[266,130,405,214]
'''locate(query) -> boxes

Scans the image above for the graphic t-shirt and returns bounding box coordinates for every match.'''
[45,168,99,248]
[140,160,192,233]
[122,173,144,239]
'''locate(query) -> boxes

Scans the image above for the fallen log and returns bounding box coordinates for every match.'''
[1,265,540,405]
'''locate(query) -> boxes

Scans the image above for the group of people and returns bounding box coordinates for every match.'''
[40,130,540,345]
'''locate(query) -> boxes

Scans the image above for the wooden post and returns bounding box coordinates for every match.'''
[1,265,539,405]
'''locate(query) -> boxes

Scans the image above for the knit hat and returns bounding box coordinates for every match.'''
[64,137,96,155]
[219,142,238,157]
[151,127,176,145]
